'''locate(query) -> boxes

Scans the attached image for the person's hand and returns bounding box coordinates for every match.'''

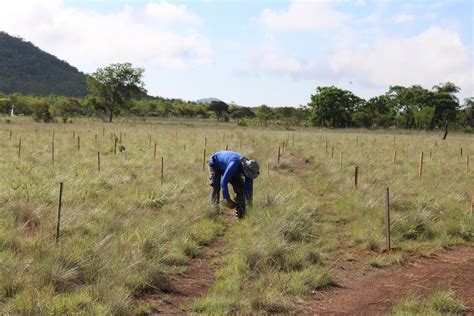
[226,199,236,209]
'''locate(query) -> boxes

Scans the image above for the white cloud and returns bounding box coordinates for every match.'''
[0,0,212,72]
[144,2,200,25]
[240,27,473,97]
[392,13,416,24]
[329,27,472,92]
[260,0,349,31]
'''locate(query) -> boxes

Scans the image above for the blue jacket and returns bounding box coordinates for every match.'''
[209,151,253,200]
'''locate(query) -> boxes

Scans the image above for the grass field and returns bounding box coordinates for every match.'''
[0,117,472,314]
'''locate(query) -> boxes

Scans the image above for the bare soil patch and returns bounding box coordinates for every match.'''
[139,211,236,314]
[297,246,474,315]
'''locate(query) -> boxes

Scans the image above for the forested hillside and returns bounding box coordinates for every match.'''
[0,32,87,97]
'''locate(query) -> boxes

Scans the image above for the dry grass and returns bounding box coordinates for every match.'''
[0,117,472,313]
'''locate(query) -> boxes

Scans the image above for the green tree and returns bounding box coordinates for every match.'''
[254,105,274,126]
[208,101,229,121]
[86,63,146,122]
[49,96,82,123]
[308,86,363,128]
[431,82,460,128]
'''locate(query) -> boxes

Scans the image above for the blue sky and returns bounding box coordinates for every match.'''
[1,0,473,106]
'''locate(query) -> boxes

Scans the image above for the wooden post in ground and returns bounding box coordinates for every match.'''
[340,152,343,170]
[52,136,55,166]
[153,142,157,161]
[471,190,474,216]
[419,152,424,178]
[277,146,281,164]
[429,149,432,160]
[325,139,328,153]
[56,182,63,243]
[460,148,463,156]
[161,157,164,185]
[202,148,207,171]
[385,187,391,251]
[393,151,397,164]
[77,136,80,151]
[225,144,229,150]
[18,138,21,158]
[97,152,101,172]
[331,147,334,159]
[9,130,12,141]
[354,166,359,189]
[114,138,117,155]
[204,137,207,148]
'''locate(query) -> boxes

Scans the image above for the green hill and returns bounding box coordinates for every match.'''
[0,32,87,97]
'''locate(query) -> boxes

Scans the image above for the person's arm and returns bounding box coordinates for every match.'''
[244,177,253,205]
[221,160,240,208]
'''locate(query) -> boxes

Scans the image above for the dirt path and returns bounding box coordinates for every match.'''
[140,211,235,314]
[297,246,474,315]
[286,152,474,315]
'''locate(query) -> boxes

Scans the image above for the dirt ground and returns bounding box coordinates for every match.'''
[297,246,474,315]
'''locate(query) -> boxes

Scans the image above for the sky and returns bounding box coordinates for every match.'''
[0,0,473,107]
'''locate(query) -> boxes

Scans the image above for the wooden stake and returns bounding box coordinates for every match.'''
[202,148,207,171]
[393,151,397,164]
[56,182,63,243]
[277,146,281,164]
[18,138,21,158]
[331,147,334,159]
[325,139,328,153]
[385,187,391,251]
[225,144,229,150]
[97,152,101,172]
[205,137,207,148]
[52,137,55,166]
[340,152,343,170]
[9,130,12,141]
[161,157,164,185]
[429,149,432,160]
[153,142,157,160]
[77,136,80,151]
[419,152,424,178]
[460,148,463,156]
[467,155,470,174]
[114,138,117,155]
[354,166,359,189]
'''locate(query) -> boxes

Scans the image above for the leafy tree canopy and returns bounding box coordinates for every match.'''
[87,63,146,122]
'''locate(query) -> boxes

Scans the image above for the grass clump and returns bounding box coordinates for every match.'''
[392,290,468,315]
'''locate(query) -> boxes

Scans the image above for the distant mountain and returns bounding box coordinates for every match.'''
[196,97,223,104]
[0,32,87,97]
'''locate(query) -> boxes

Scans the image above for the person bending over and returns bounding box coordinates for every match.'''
[207,150,260,218]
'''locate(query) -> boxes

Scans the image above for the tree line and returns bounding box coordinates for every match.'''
[0,62,472,130]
